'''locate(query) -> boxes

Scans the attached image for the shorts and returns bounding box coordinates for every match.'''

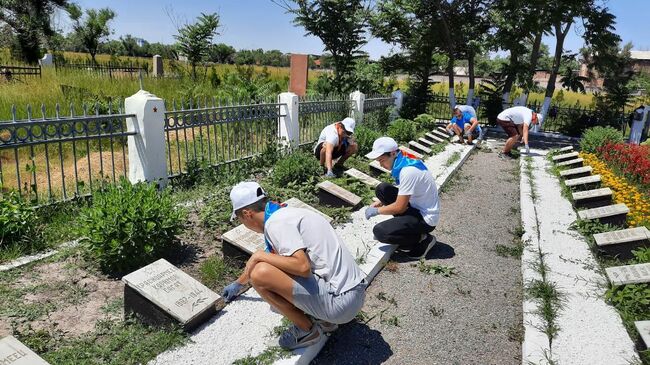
[314,142,347,160]
[292,274,367,324]
[464,123,480,138]
[496,119,521,138]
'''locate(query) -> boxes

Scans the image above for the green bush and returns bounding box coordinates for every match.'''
[271,151,321,186]
[413,113,437,131]
[387,118,418,143]
[0,192,36,247]
[354,125,381,156]
[579,126,624,154]
[78,179,185,275]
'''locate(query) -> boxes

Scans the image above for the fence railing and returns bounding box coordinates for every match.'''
[0,103,135,203]
[298,95,349,147]
[55,61,149,78]
[0,64,41,81]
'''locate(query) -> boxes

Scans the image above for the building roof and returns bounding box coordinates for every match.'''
[630,51,650,60]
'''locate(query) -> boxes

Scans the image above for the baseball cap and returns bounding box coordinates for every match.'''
[341,117,356,134]
[365,136,398,160]
[229,181,266,221]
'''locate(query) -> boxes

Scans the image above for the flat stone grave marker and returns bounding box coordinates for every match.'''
[409,141,432,154]
[399,146,424,159]
[425,133,445,143]
[317,180,362,207]
[557,158,584,167]
[436,126,448,133]
[572,187,612,209]
[565,174,601,188]
[344,168,382,188]
[552,151,579,162]
[635,321,650,349]
[0,336,50,365]
[605,263,650,286]
[432,130,450,139]
[595,226,649,259]
[558,145,574,152]
[577,203,629,227]
[369,160,391,175]
[223,198,333,254]
[122,259,221,331]
[560,166,592,179]
[417,137,435,147]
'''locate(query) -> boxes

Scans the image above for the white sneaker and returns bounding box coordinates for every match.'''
[278,324,323,350]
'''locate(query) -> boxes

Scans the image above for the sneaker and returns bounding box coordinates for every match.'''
[498,151,514,160]
[405,234,437,259]
[316,320,338,333]
[278,324,323,350]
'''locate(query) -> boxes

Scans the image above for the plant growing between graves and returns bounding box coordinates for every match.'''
[199,255,242,290]
[579,126,624,154]
[444,151,461,167]
[231,346,292,365]
[605,283,650,363]
[387,118,418,143]
[416,260,456,277]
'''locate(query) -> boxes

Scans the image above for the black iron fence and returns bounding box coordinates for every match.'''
[55,61,149,78]
[0,64,41,81]
[298,95,349,147]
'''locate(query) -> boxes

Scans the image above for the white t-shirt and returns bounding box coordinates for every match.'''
[497,106,533,125]
[315,124,340,151]
[264,207,364,295]
[457,105,477,118]
[397,166,440,227]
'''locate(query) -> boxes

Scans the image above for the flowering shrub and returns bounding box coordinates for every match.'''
[581,152,650,228]
[597,142,650,187]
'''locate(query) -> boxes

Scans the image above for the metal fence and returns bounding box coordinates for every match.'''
[164,97,282,177]
[0,64,41,81]
[363,95,395,128]
[298,95,349,147]
[55,61,149,78]
[0,103,135,203]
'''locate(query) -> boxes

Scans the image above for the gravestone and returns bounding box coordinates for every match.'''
[552,151,579,163]
[223,198,333,255]
[577,203,629,227]
[369,160,391,176]
[635,321,650,349]
[557,158,584,167]
[565,174,601,189]
[317,180,362,207]
[122,259,221,331]
[560,166,593,179]
[408,141,432,154]
[0,336,50,365]
[39,53,53,67]
[425,133,445,143]
[153,55,163,77]
[399,146,424,159]
[432,130,450,139]
[558,145,574,152]
[594,227,650,259]
[289,54,309,97]
[572,187,612,209]
[436,126,448,134]
[344,168,382,188]
[418,137,435,147]
[605,263,650,286]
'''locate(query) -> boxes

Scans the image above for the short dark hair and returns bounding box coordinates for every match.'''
[235,196,268,217]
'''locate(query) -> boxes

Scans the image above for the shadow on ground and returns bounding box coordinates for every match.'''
[312,321,393,365]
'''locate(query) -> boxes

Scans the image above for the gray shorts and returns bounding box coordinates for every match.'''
[292,275,366,324]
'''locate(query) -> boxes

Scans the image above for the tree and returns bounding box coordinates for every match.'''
[560,66,588,93]
[67,4,116,64]
[0,0,68,63]
[174,12,220,81]
[276,0,369,93]
[209,43,235,64]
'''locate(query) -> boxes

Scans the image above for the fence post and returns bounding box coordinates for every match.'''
[278,92,299,149]
[125,90,168,186]
[350,90,365,122]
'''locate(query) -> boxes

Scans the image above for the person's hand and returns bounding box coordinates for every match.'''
[371,200,383,208]
[365,206,379,220]
[244,251,264,278]
[222,281,244,302]
[525,144,530,154]
[325,170,336,178]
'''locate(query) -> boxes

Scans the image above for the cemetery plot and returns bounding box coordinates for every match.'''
[605,263,650,286]
[0,336,50,365]
[557,158,584,167]
[559,166,592,179]
[552,151,580,162]
[317,180,363,207]
[399,146,424,159]
[594,227,649,259]
[572,188,612,209]
[344,168,382,188]
[122,259,221,331]
[564,174,601,189]
[577,203,629,227]
[408,141,432,154]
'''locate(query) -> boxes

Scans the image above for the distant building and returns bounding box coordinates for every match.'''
[136,38,146,48]
[630,51,650,74]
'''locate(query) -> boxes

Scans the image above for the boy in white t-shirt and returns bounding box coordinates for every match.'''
[314,117,358,177]
[364,137,439,258]
[222,182,366,350]
[496,106,543,158]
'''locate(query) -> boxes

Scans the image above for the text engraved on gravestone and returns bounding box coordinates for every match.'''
[0,336,50,365]
[606,263,650,285]
[318,181,362,205]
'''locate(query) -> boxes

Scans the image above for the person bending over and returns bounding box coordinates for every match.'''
[314,117,358,177]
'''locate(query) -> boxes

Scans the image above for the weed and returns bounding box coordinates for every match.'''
[507,323,524,342]
[384,260,399,273]
[417,260,456,277]
[455,286,471,296]
[380,314,400,327]
[269,317,293,338]
[232,346,292,365]
[376,292,397,307]
[428,306,444,317]
[495,244,523,258]
[100,298,123,315]
[199,255,242,290]
[444,151,461,167]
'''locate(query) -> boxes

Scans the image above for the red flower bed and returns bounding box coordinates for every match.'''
[598,142,650,187]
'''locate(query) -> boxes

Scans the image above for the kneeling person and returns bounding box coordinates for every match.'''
[314,117,358,177]
[223,182,366,350]
[451,107,482,144]
[364,137,439,258]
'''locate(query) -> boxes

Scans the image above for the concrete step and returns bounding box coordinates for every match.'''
[595,226,650,260]
[408,141,432,154]
[399,145,424,159]
[571,188,612,209]
[560,166,592,179]
[577,203,629,227]
[557,158,584,168]
[552,151,580,163]
[565,175,601,190]
[605,262,650,286]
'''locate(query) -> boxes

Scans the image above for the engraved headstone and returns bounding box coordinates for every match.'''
[552,151,579,162]
[153,55,163,77]
[560,166,592,179]
[557,158,584,167]
[605,263,650,286]
[565,174,601,188]
[558,145,574,152]
[432,130,450,139]
[369,160,391,175]
[122,259,221,330]
[577,203,629,227]
[425,133,445,143]
[436,126,448,134]
[635,321,650,348]
[418,137,435,147]
[344,168,382,188]
[317,180,362,207]
[408,141,432,154]
[572,187,612,209]
[0,336,50,365]
[594,227,650,259]
[399,146,424,159]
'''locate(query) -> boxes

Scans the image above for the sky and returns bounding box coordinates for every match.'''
[59,0,650,60]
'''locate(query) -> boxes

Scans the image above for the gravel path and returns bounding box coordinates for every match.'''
[313,137,524,365]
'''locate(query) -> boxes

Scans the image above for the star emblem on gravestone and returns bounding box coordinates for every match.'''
[153,106,158,112]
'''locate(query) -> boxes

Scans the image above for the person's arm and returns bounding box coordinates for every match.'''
[522,122,530,145]
[245,249,311,279]
[378,194,410,215]
[467,117,479,133]
[324,142,334,171]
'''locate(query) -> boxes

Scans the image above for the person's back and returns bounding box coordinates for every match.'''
[397,165,440,228]
[497,106,533,125]
[456,105,477,118]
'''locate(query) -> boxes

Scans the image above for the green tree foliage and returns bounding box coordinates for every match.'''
[174,12,220,81]
[67,4,116,64]
[209,43,236,64]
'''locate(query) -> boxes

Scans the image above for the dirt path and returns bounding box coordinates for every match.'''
[314,137,524,365]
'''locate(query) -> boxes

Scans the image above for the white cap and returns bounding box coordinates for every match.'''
[229,181,266,220]
[453,105,461,110]
[365,136,398,160]
[341,117,355,133]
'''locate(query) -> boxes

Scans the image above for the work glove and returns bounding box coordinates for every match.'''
[325,170,336,178]
[525,144,530,154]
[365,207,379,220]
[222,281,244,303]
